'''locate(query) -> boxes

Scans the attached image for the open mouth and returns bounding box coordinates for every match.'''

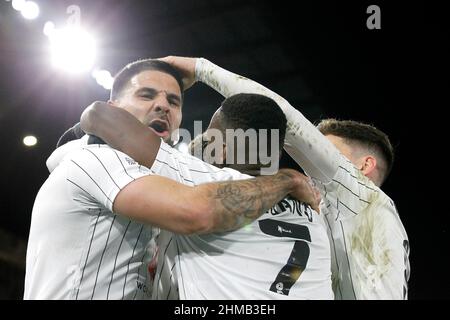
[149,119,170,137]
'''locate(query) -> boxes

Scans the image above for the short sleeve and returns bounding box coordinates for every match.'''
[67,145,153,211]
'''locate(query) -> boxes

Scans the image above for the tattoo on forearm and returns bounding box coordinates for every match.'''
[211,171,293,232]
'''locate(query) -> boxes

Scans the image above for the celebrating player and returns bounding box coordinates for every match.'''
[173,56,410,300]
[24,59,318,300]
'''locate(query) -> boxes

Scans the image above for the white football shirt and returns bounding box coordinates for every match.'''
[34,133,332,300]
[26,136,258,300]
[150,141,333,300]
[25,136,157,299]
[316,157,410,299]
[176,201,332,300]
[195,58,410,300]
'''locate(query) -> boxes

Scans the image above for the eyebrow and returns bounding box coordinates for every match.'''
[135,87,182,104]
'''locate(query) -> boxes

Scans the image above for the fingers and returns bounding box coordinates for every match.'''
[305,177,321,213]
[312,204,320,214]
[157,56,174,64]
[304,177,321,214]
[156,56,196,90]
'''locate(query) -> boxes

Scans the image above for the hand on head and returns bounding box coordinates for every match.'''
[288,170,321,213]
[158,56,197,90]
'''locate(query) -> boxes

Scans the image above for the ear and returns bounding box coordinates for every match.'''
[107,100,118,107]
[360,155,377,177]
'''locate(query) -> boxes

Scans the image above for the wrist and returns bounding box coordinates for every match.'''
[194,57,208,82]
[277,168,302,192]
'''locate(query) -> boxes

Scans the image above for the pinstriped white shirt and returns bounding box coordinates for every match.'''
[25,137,159,300]
[26,133,333,300]
[24,136,250,300]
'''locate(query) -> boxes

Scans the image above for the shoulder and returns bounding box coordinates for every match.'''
[46,137,86,173]
[69,143,133,162]
[67,144,152,181]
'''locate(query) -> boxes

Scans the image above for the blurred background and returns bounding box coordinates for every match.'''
[0,0,446,299]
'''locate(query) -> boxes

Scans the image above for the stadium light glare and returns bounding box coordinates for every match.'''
[23,135,38,147]
[20,1,40,20]
[43,21,55,37]
[92,69,113,90]
[49,26,96,74]
[11,0,26,11]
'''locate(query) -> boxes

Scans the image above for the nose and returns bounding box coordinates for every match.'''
[154,91,171,114]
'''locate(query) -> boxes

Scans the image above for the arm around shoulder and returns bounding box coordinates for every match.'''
[113,174,215,235]
[80,101,161,168]
[113,168,314,235]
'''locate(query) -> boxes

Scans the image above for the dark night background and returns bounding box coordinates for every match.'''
[0,0,446,299]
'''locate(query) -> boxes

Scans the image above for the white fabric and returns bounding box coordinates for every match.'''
[151,143,333,300]
[176,203,332,300]
[25,137,157,299]
[31,127,333,300]
[196,58,410,300]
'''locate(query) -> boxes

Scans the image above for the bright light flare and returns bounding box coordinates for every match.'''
[92,69,113,90]
[12,0,26,11]
[20,1,40,20]
[23,135,37,147]
[43,21,55,37]
[49,27,96,74]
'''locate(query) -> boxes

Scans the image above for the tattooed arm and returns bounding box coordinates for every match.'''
[114,168,319,235]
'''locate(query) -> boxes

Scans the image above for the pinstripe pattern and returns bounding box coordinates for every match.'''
[71,159,114,205]
[107,220,131,299]
[339,221,356,299]
[122,225,144,300]
[132,227,154,300]
[91,215,117,299]
[24,142,156,300]
[319,155,409,300]
[155,236,173,300]
[76,210,103,300]
[84,148,121,189]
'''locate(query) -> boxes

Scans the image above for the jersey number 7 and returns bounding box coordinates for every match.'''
[259,219,311,296]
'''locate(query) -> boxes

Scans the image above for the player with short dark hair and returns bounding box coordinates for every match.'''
[111,59,184,102]
[175,56,410,300]
[57,58,184,148]
[179,93,332,299]
[202,93,286,173]
[24,59,317,300]
[81,92,333,299]
[317,119,394,186]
